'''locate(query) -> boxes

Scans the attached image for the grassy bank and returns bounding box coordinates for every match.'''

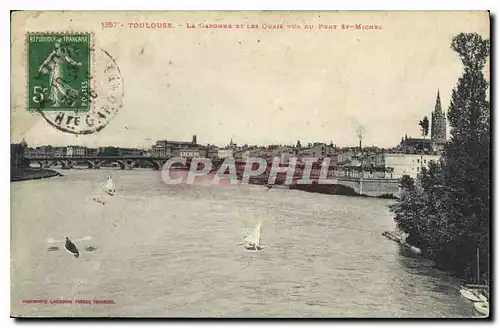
[290,183,360,196]
[11,167,63,182]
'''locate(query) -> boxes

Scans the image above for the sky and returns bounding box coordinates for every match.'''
[11,11,490,148]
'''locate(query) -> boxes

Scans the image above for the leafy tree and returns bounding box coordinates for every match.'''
[441,33,490,279]
[390,175,425,244]
[419,116,430,139]
[418,116,430,151]
[389,33,490,281]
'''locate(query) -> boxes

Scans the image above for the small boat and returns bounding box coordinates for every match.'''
[103,175,116,196]
[473,301,489,317]
[244,220,264,251]
[382,230,421,254]
[460,287,484,302]
[459,247,490,318]
[46,236,96,255]
[382,231,401,243]
[408,245,422,255]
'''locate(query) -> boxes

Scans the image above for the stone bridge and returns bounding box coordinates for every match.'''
[25,156,172,170]
[25,156,250,171]
[25,157,332,172]
[25,157,400,196]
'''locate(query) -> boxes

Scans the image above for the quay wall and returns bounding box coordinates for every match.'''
[337,178,400,197]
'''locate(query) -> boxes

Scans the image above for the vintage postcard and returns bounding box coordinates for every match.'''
[10,11,490,318]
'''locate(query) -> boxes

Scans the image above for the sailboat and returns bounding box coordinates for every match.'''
[459,248,489,316]
[472,280,489,317]
[244,220,264,251]
[103,174,116,196]
[46,236,97,256]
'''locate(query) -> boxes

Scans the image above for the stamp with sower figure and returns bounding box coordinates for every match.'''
[26,32,123,134]
[28,33,92,112]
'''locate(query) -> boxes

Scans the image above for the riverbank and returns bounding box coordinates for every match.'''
[11,167,63,182]
[289,183,398,199]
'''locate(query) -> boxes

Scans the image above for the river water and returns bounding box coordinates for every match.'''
[11,169,478,318]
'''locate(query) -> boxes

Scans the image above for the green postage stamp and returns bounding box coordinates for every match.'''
[27,33,92,112]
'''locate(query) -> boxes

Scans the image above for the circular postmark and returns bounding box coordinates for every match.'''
[38,48,124,134]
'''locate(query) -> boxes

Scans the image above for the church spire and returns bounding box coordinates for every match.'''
[434,89,442,114]
[431,89,447,145]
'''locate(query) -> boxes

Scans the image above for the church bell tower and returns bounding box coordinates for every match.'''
[431,90,447,150]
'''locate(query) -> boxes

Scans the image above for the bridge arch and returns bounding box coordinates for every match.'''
[58,159,72,169]
[136,158,172,170]
[143,158,162,170]
[36,159,54,169]
[113,160,127,170]
[83,160,95,169]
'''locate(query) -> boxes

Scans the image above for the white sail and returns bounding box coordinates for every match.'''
[47,236,93,243]
[245,220,262,246]
[104,175,115,193]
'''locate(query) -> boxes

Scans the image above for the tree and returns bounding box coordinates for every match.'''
[389,33,490,281]
[390,175,425,245]
[440,33,490,279]
[419,116,430,139]
[296,140,301,148]
[418,116,430,153]
[419,116,429,144]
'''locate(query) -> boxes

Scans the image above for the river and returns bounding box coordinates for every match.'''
[10,169,478,318]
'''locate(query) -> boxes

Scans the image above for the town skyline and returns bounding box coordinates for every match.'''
[13,88,454,150]
[14,134,422,150]
[15,89,450,150]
